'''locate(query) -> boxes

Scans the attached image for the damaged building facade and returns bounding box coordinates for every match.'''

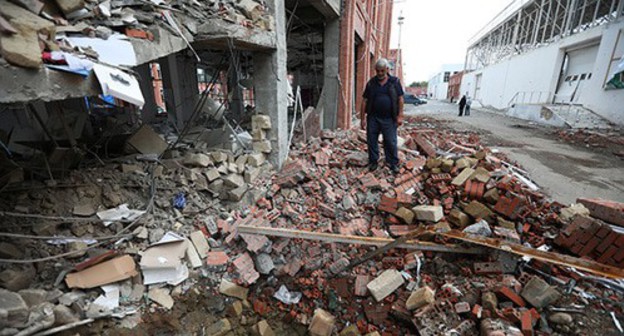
[461,0,624,126]
[0,0,396,186]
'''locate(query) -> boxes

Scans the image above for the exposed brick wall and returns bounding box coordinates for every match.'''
[338,0,394,130]
[554,215,624,268]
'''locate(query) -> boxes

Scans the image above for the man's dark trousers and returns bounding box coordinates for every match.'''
[367,115,398,168]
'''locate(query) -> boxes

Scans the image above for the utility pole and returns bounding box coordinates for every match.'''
[397,11,405,80]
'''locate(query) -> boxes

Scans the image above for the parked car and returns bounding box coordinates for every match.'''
[404,94,427,105]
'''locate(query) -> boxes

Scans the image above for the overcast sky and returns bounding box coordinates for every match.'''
[389,0,513,84]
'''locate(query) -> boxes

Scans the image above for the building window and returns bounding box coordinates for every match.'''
[580,73,587,80]
[443,72,451,82]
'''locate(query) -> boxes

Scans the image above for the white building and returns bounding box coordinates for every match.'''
[461,0,624,126]
[427,64,464,100]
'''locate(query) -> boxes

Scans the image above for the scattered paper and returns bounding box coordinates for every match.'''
[140,232,189,285]
[92,284,120,310]
[273,285,302,304]
[93,64,145,108]
[96,203,145,226]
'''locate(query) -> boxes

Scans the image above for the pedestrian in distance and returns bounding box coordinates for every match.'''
[465,94,472,116]
[458,94,467,117]
[360,58,405,175]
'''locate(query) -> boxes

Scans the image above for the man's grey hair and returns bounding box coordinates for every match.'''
[375,58,389,69]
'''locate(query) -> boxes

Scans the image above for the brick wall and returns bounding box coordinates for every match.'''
[338,0,394,130]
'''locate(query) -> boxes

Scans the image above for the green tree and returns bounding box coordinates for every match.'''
[409,81,428,88]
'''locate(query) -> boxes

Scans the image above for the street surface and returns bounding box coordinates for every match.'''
[405,100,624,204]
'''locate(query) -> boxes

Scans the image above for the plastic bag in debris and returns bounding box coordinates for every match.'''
[463,219,492,237]
[173,192,186,209]
[273,285,302,304]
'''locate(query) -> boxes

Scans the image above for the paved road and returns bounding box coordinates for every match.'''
[405,100,624,204]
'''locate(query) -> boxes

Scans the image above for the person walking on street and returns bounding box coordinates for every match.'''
[360,58,405,174]
[465,94,472,116]
[458,95,467,116]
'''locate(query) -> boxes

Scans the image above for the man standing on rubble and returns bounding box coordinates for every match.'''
[360,58,405,174]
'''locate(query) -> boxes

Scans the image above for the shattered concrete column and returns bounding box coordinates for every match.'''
[253,0,288,168]
[159,54,184,130]
[136,63,158,124]
[320,18,340,130]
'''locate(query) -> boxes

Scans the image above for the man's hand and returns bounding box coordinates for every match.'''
[397,115,403,127]
[361,117,366,131]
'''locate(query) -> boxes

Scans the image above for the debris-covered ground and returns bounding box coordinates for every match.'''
[1,116,624,336]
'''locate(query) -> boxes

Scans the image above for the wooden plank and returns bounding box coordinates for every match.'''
[237,225,485,254]
[329,228,427,276]
[440,229,624,279]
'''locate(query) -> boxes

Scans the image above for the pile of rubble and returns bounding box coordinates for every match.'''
[554,128,624,158]
[0,116,623,335]
[0,0,272,69]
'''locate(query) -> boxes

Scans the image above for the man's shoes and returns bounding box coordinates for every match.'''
[390,165,400,175]
[368,163,378,172]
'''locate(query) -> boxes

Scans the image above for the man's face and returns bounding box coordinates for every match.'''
[376,66,388,80]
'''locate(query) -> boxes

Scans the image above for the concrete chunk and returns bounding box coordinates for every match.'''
[224,174,245,188]
[206,318,232,336]
[18,289,47,307]
[464,201,493,219]
[211,151,228,163]
[520,277,561,309]
[190,231,210,259]
[0,20,41,68]
[252,320,275,336]
[366,269,405,302]
[252,114,272,130]
[245,167,261,183]
[253,140,272,154]
[185,238,203,269]
[55,0,84,14]
[228,185,248,201]
[219,279,248,300]
[406,286,435,310]
[412,205,444,222]
[205,168,221,182]
[394,207,414,224]
[309,308,336,336]
[0,288,29,328]
[452,167,475,186]
[148,287,174,309]
[184,153,212,167]
[448,209,471,228]
[247,153,266,167]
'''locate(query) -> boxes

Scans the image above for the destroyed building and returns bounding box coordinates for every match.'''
[1,0,624,336]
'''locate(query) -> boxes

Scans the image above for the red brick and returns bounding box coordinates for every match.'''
[578,237,601,256]
[578,230,594,244]
[496,287,526,307]
[471,304,482,319]
[521,310,533,336]
[596,246,618,264]
[595,231,619,254]
[595,226,612,238]
[206,251,229,266]
[125,28,154,40]
[413,135,436,157]
[614,246,624,262]
[577,198,624,227]
[614,235,624,247]
[570,242,584,255]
